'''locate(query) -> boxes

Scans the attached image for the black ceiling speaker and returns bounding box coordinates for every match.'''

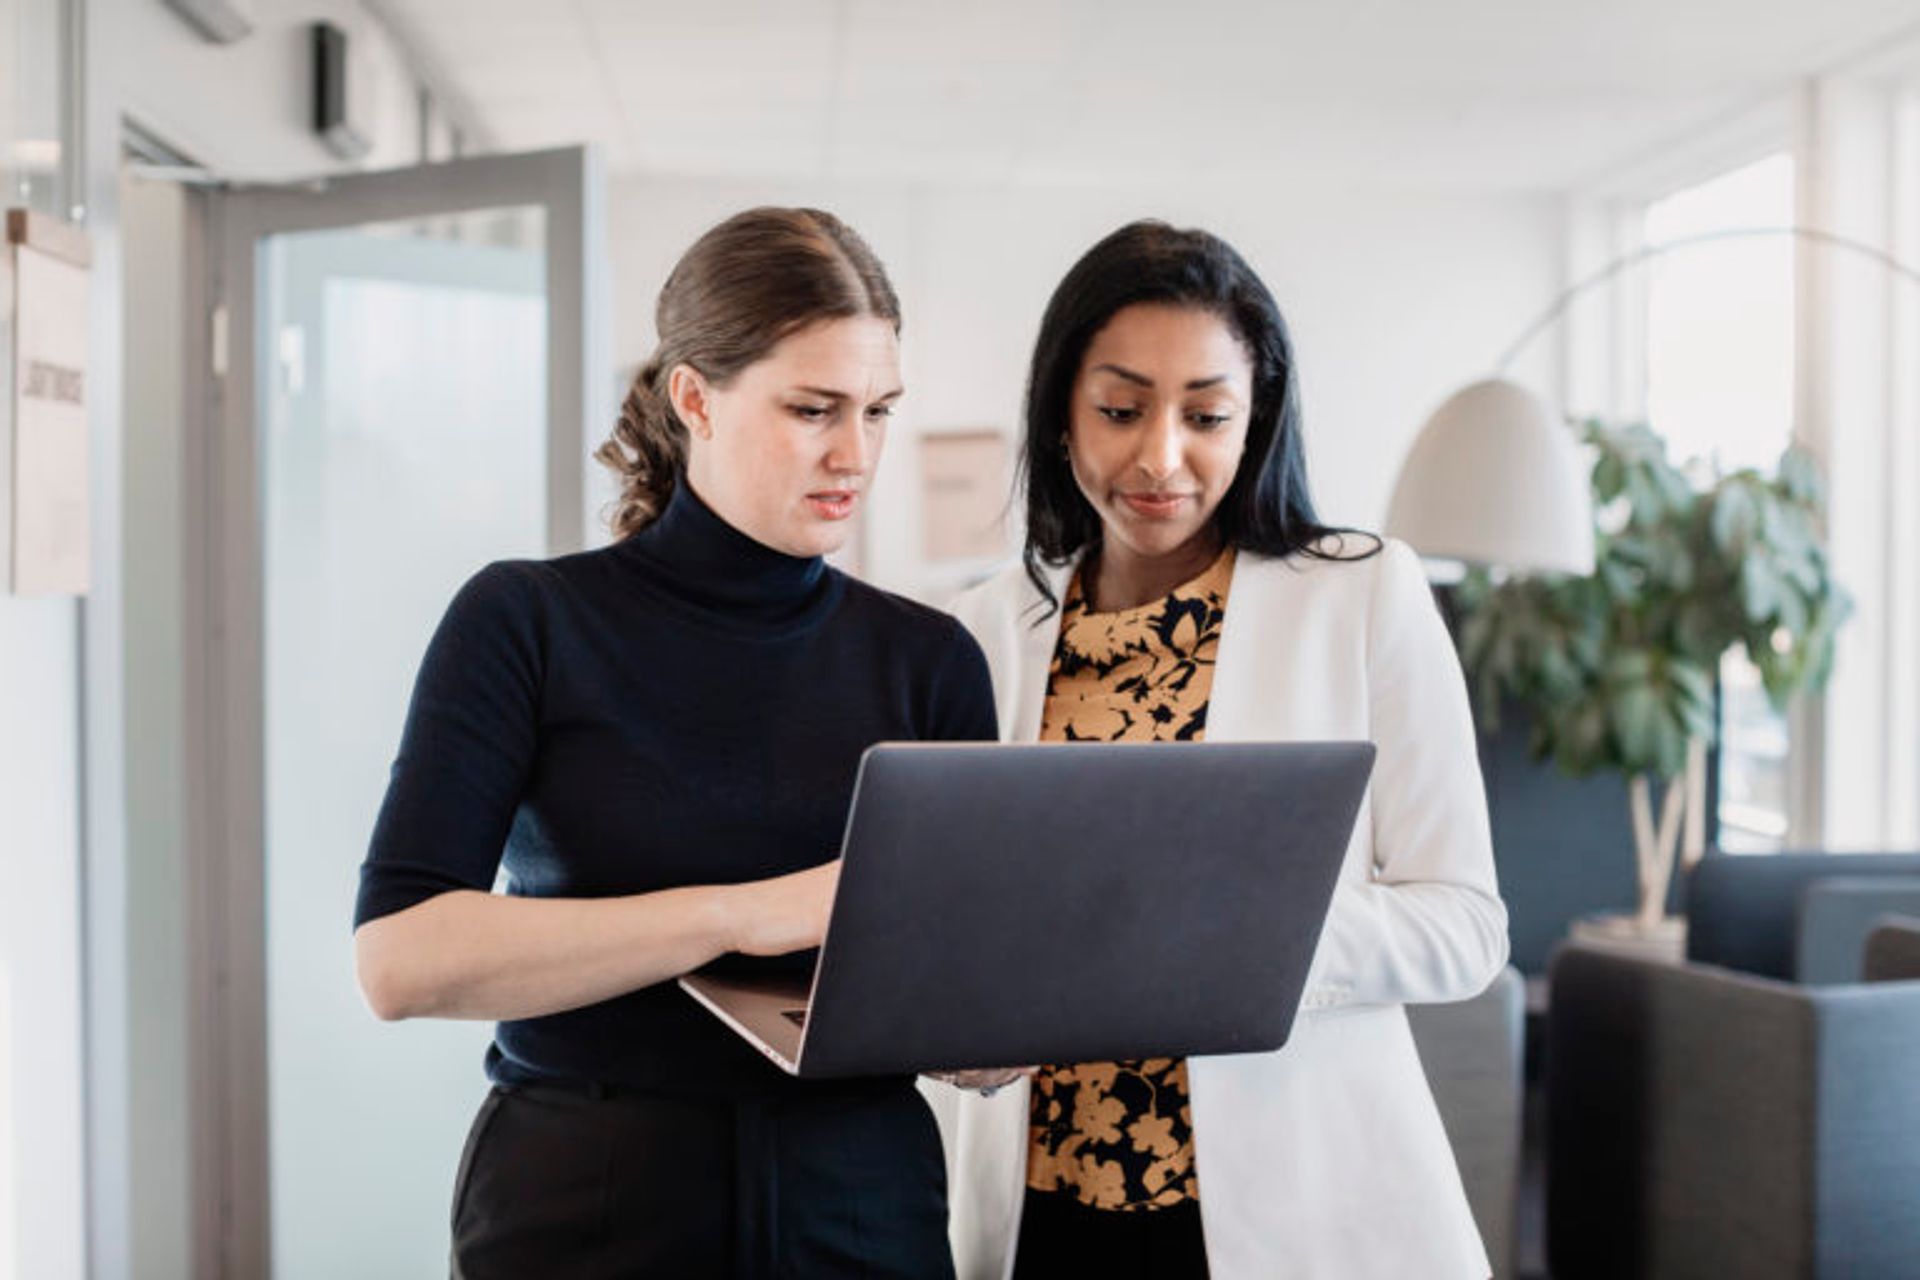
[313,21,372,162]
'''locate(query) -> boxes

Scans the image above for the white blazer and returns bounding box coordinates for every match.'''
[924,537,1508,1280]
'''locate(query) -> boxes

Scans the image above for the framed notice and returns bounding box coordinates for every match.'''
[5,209,91,596]
[920,429,1011,562]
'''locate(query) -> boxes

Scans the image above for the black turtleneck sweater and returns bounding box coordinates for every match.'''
[355,483,998,1097]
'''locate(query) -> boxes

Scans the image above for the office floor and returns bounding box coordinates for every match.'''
[1516,1085,1548,1279]
[1515,997,1550,1280]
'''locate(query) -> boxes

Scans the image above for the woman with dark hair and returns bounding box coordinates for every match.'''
[940,221,1507,1279]
[353,207,994,1278]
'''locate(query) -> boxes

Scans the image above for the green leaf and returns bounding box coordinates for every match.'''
[1740,555,1781,621]
[1711,483,1758,554]
[1774,582,1809,639]
[1593,452,1626,504]
[1778,447,1821,506]
[1673,601,1725,664]
[1655,461,1696,513]
[1443,415,1849,784]
[1671,663,1718,741]
[1611,683,1665,765]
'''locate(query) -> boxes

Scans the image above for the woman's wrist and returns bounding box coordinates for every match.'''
[682,882,746,959]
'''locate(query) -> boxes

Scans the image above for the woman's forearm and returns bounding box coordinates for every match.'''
[1302,880,1509,1011]
[354,884,737,1023]
[355,857,840,1023]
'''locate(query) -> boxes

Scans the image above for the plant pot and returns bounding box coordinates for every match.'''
[1568,911,1688,964]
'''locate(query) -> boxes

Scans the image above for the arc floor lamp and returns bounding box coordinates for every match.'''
[1385,226,1920,575]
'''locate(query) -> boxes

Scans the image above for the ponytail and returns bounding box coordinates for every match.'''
[594,359,687,540]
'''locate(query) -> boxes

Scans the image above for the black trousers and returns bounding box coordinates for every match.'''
[450,1081,954,1279]
[1011,1189,1210,1280]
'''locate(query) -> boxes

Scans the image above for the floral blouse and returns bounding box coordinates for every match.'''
[1026,546,1235,1212]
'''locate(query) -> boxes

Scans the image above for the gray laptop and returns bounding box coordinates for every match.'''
[679,740,1373,1079]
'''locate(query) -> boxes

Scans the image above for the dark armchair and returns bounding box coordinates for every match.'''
[1546,863,1920,1280]
[1683,851,1920,979]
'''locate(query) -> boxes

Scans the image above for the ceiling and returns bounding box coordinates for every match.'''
[375,0,1920,191]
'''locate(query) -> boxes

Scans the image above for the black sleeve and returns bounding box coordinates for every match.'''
[354,562,545,928]
[924,618,1000,743]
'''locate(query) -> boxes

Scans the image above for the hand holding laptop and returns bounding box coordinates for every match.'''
[679,741,1374,1080]
[719,858,841,956]
[927,1066,1036,1094]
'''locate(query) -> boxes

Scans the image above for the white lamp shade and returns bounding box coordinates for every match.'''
[1385,378,1595,576]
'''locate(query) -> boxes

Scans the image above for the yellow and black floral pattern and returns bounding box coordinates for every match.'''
[1026,547,1234,1212]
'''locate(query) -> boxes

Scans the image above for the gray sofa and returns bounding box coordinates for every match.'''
[1684,851,1920,979]
[1408,965,1525,1280]
[1866,914,1920,982]
[1799,879,1920,982]
[1545,917,1920,1279]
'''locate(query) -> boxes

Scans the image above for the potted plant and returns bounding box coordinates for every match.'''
[1451,420,1850,947]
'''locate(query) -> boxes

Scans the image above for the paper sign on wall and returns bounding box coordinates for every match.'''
[6,209,90,596]
[920,430,1011,563]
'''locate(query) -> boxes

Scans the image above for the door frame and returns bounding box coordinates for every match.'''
[189,146,603,1277]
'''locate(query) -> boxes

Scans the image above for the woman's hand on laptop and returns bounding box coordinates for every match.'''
[926,1067,1037,1096]
[717,859,841,956]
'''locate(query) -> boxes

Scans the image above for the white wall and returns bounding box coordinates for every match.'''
[2,0,90,1271]
[83,3,487,1277]
[606,174,1563,599]
[114,0,468,175]
[0,601,84,1280]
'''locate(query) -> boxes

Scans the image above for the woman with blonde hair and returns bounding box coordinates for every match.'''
[354,207,994,1277]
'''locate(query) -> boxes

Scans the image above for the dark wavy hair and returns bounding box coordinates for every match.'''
[1020,220,1377,613]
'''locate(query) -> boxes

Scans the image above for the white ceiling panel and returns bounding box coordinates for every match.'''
[378,0,1920,190]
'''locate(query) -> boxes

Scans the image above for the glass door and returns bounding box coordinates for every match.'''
[199,147,603,1278]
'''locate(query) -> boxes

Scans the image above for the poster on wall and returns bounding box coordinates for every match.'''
[920,429,1011,562]
[5,209,91,597]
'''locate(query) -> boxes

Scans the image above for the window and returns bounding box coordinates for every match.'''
[1641,152,1796,851]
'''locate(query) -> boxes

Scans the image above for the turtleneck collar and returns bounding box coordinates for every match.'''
[617,480,839,627]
